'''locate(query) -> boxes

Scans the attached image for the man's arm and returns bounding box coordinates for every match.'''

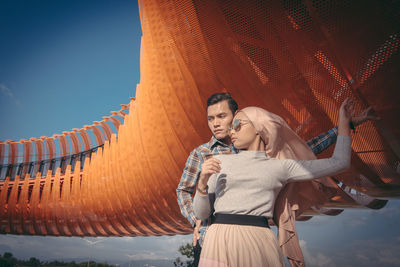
[306,127,338,155]
[176,150,202,227]
[306,106,379,155]
[351,107,379,127]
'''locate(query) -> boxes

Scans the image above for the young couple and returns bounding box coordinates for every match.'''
[177,93,377,267]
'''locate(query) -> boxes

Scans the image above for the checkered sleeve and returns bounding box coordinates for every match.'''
[176,149,202,227]
[306,126,339,155]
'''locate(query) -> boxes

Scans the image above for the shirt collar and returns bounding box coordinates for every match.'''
[209,136,237,152]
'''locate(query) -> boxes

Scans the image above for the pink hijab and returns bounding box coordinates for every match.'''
[241,107,337,267]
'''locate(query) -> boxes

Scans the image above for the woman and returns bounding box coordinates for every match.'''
[193,99,354,267]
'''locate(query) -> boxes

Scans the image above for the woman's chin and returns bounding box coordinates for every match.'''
[232,141,243,149]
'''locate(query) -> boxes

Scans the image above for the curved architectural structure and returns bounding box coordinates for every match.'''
[0,0,399,237]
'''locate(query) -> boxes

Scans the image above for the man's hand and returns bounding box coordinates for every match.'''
[192,219,202,246]
[198,158,221,192]
[352,106,380,127]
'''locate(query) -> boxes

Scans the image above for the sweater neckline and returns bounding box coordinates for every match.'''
[237,150,269,158]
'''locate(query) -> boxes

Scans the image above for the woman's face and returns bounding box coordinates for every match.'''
[230,112,258,150]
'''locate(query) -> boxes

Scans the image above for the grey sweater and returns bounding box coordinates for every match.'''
[193,135,352,220]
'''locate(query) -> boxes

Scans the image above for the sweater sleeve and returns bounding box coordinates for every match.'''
[282,135,352,182]
[193,193,212,220]
[193,173,217,220]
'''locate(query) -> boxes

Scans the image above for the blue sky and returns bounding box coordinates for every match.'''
[0,0,399,266]
[0,0,140,141]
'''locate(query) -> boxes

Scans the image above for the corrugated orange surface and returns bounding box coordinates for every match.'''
[0,0,399,236]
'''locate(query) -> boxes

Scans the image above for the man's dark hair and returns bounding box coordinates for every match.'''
[207,92,239,114]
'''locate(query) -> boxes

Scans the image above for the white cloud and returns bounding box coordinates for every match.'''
[330,237,400,267]
[82,237,106,245]
[356,253,369,261]
[374,202,400,218]
[0,83,22,107]
[0,235,190,263]
[300,239,336,267]
[119,236,136,242]
[377,248,400,265]
[302,215,331,225]
[344,215,368,227]
[126,251,168,261]
[0,83,13,98]
[165,234,191,245]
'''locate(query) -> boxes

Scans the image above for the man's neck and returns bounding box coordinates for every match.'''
[217,136,232,146]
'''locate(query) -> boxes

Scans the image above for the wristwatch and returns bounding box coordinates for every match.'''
[197,185,208,194]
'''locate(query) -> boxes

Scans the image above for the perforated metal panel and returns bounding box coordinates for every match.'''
[0,0,398,237]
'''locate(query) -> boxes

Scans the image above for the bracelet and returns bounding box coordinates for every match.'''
[197,185,208,194]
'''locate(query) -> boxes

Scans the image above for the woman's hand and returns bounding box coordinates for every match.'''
[198,157,221,193]
[338,97,354,136]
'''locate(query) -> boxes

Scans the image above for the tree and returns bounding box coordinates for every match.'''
[0,259,11,267]
[1,252,17,266]
[173,243,194,267]
[28,257,41,267]
[3,252,13,259]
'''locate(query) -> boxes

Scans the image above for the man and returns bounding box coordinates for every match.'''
[176,92,377,266]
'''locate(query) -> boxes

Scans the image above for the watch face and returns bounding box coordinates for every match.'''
[198,185,208,194]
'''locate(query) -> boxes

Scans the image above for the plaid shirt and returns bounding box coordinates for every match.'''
[176,126,338,245]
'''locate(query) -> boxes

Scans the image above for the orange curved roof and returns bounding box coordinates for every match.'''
[0,0,399,236]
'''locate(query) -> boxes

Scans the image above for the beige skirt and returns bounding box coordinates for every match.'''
[199,223,285,267]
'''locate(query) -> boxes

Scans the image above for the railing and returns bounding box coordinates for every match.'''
[0,144,104,181]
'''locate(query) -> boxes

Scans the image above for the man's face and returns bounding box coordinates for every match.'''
[207,100,234,142]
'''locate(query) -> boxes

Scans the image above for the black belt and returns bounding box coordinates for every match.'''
[213,213,270,228]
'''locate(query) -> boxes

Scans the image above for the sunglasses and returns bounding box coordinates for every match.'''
[230,119,251,132]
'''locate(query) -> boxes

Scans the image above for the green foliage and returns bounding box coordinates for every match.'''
[174,256,185,267]
[173,243,194,267]
[1,252,17,267]
[0,252,114,267]
[28,257,41,267]
[3,252,13,259]
[0,258,13,267]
